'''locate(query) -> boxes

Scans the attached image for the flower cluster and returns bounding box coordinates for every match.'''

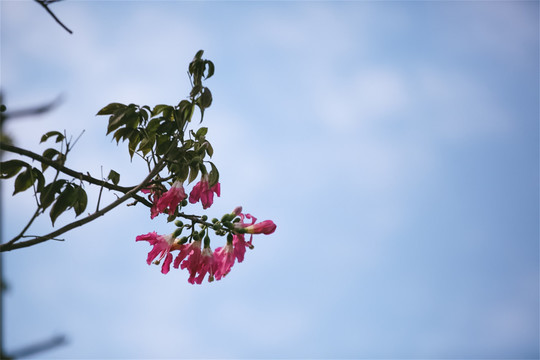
[138,174,275,284]
[142,177,217,218]
[136,207,276,284]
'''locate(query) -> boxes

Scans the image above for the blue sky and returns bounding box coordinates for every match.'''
[1,1,538,358]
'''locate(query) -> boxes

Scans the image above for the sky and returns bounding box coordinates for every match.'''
[1,0,539,359]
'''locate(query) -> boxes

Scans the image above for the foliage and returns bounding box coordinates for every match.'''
[0,50,276,284]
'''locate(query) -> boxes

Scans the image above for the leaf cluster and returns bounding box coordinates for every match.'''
[96,50,219,189]
[189,50,214,121]
[1,132,88,225]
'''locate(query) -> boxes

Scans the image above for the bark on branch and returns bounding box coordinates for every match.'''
[0,155,166,252]
[0,142,150,206]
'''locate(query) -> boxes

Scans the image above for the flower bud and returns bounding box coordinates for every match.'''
[174,220,184,227]
[232,206,243,216]
[203,235,211,248]
[172,227,183,238]
[201,215,208,221]
[221,213,233,223]
[178,236,189,244]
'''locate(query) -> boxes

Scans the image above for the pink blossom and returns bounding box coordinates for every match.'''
[189,174,220,209]
[244,220,277,235]
[173,240,201,270]
[155,180,187,217]
[172,240,203,284]
[141,184,165,219]
[194,247,216,284]
[233,233,252,263]
[136,232,179,274]
[234,213,277,237]
[213,243,235,280]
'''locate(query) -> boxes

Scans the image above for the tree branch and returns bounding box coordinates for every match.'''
[1,96,62,122]
[34,0,73,34]
[0,142,152,207]
[7,335,66,359]
[0,157,167,252]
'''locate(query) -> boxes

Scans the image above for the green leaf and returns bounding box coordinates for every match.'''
[156,136,172,155]
[96,102,126,116]
[72,186,88,216]
[139,108,149,122]
[190,84,203,99]
[176,162,189,183]
[40,131,65,144]
[128,131,141,159]
[194,49,204,60]
[163,107,174,122]
[41,148,62,171]
[138,135,155,156]
[199,88,212,109]
[40,179,67,210]
[107,170,120,186]
[188,163,200,184]
[106,106,136,135]
[0,159,29,179]
[189,50,205,75]
[152,104,172,117]
[196,127,208,138]
[42,147,61,159]
[50,184,76,225]
[146,117,161,135]
[208,162,219,188]
[204,60,215,79]
[157,120,175,136]
[178,100,191,111]
[32,168,45,192]
[13,168,34,195]
[205,141,214,158]
[180,101,194,123]
[125,110,140,129]
[113,127,133,144]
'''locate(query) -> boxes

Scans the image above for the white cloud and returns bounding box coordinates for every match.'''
[314,67,409,132]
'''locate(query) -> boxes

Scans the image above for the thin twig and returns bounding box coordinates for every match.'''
[0,153,168,252]
[0,142,151,206]
[1,96,62,121]
[71,129,85,149]
[22,235,64,241]
[34,0,73,34]
[8,209,41,245]
[7,158,63,245]
[96,166,105,212]
[8,335,67,359]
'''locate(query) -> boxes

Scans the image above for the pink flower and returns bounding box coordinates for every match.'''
[189,174,220,209]
[244,220,277,235]
[136,232,179,274]
[233,233,253,263]
[141,184,165,219]
[172,240,203,284]
[234,213,277,237]
[213,243,235,280]
[194,247,216,284]
[173,240,201,269]
[155,180,187,217]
